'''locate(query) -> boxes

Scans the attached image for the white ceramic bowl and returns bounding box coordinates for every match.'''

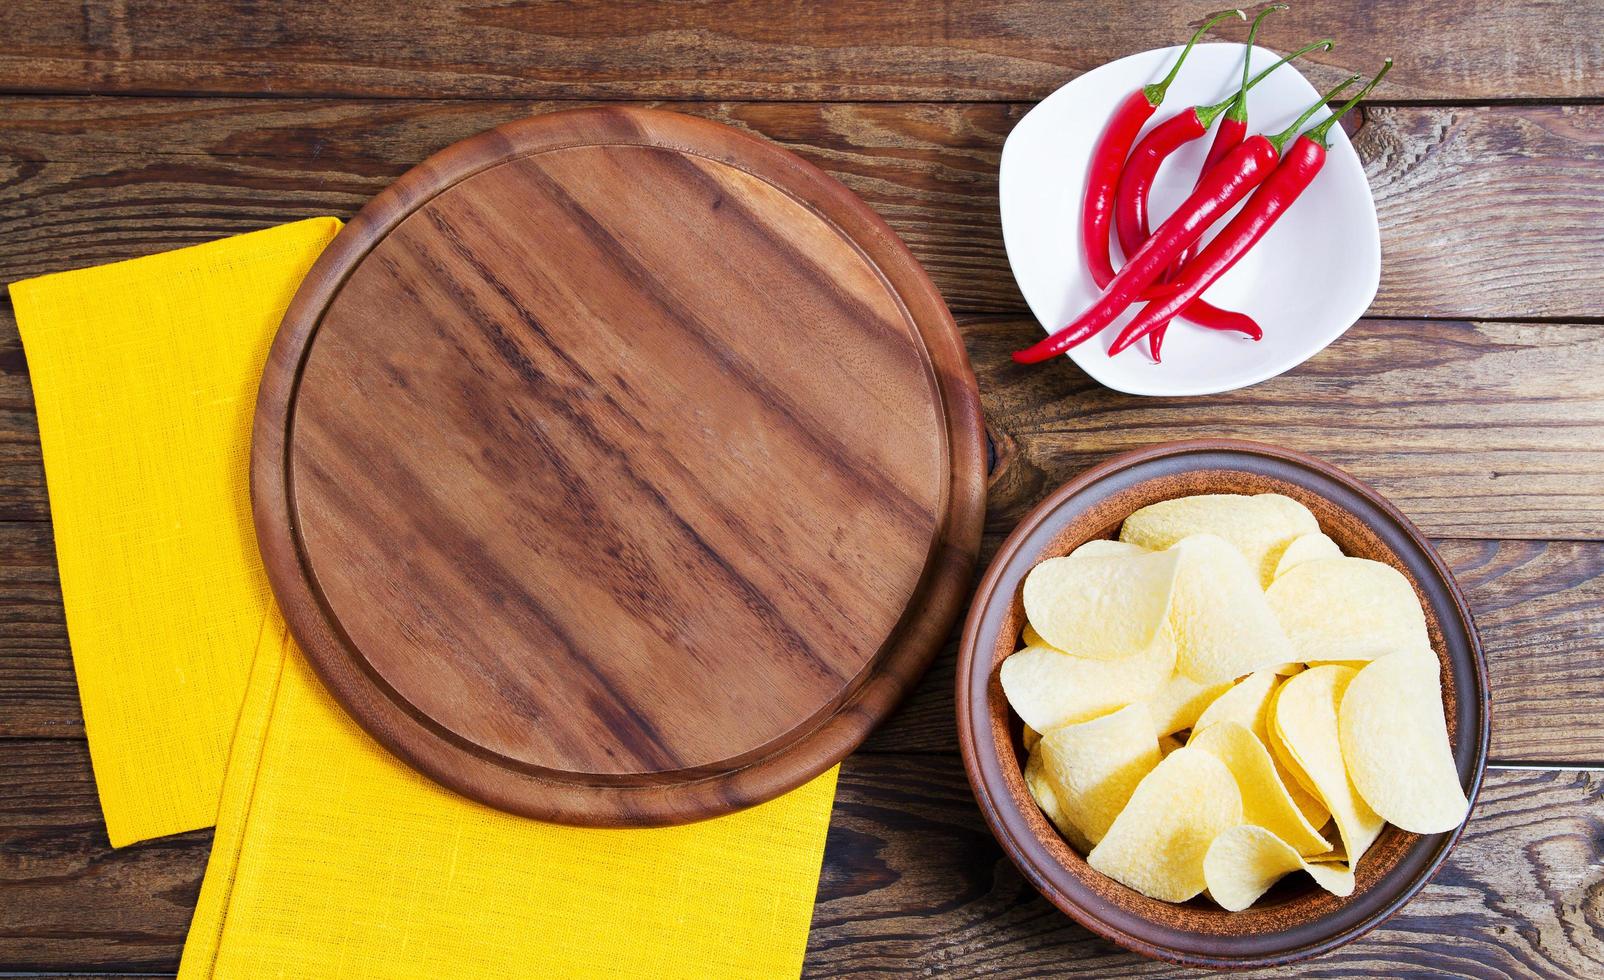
[999,43,1380,396]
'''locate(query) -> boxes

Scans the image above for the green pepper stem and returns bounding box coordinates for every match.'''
[1305,59,1394,147]
[1224,4,1287,121]
[1205,37,1336,127]
[1265,74,1362,155]
[1145,9,1246,106]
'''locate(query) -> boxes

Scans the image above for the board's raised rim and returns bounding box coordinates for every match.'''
[955,438,1490,969]
[251,106,986,827]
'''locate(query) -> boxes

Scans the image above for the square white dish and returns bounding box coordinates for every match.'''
[999,43,1381,396]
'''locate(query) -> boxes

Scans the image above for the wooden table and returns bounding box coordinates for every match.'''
[1,2,1600,976]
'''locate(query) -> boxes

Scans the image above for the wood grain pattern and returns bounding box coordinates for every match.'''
[7,521,1604,764]
[0,0,1599,102]
[8,308,1604,532]
[2,741,1598,977]
[3,101,1603,321]
[3,2,1601,972]
[252,107,985,825]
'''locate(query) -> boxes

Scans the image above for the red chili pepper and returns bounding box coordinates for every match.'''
[1116,33,1327,278]
[1110,62,1393,357]
[1137,8,1319,357]
[1126,39,1334,359]
[1012,81,1352,367]
[1081,9,1245,289]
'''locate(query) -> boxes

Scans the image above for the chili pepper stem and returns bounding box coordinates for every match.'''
[1144,9,1246,105]
[1195,38,1334,129]
[1224,4,1286,123]
[1305,59,1394,147]
[1265,74,1363,156]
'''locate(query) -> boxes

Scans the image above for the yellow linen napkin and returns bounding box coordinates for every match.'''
[181,608,836,979]
[9,219,341,845]
[13,221,839,977]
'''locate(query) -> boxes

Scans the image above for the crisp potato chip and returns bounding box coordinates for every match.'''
[1167,535,1294,683]
[1275,666,1385,865]
[1339,650,1470,834]
[1022,725,1042,752]
[1022,550,1181,659]
[1189,722,1330,855]
[1271,662,1305,675]
[1088,747,1243,902]
[1264,695,1332,830]
[1145,662,1231,737]
[999,638,1174,734]
[1024,742,1089,851]
[1120,493,1318,587]
[1192,671,1279,743]
[1274,532,1344,579]
[1021,622,1044,648]
[1204,826,1355,911]
[1266,557,1429,663]
[1070,539,1148,559]
[1040,703,1161,848]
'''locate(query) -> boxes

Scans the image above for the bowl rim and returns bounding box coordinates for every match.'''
[955,438,1490,969]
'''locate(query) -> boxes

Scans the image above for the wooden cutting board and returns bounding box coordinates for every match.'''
[251,107,985,826]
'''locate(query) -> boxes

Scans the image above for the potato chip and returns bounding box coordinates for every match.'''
[1204,826,1355,911]
[1119,493,1318,587]
[1266,557,1429,663]
[1024,743,1089,852]
[1192,671,1279,743]
[1264,709,1331,830]
[1022,550,1181,659]
[1070,539,1148,559]
[1273,531,1343,579]
[1271,662,1304,675]
[1040,703,1161,848]
[1088,747,1243,902]
[1274,666,1385,865]
[1188,722,1330,855]
[1021,622,1044,648]
[1167,534,1294,683]
[999,638,1174,734]
[1145,663,1231,737]
[1022,724,1042,752]
[1339,650,1470,834]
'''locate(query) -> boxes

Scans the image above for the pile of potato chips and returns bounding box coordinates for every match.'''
[1003,493,1470,910]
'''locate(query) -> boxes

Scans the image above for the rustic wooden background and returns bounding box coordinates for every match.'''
[2,1,1601,976]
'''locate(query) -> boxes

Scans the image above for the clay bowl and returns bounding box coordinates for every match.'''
[956,439,1489,969]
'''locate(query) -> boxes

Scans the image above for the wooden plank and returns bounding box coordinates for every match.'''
[966,317,1604,540]
[0,739,208,974]
[862,536,1604,765]
[7,518,1604,763]
[14,310,1601,536]
[3,100,1603,321]
[0,1,1598,102]
[1,739,1598,976]
[807,757,1604,978]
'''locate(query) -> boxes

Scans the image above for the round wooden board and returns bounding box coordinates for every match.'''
[252,107,985,827]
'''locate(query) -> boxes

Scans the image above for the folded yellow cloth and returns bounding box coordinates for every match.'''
[13,222,838,977]
[182,608,836,979]
[9,219,341,845]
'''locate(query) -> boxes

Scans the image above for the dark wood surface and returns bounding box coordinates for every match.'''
[252,106,985,826]
[1,1,1600,975]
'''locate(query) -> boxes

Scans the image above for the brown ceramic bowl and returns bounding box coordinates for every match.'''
[956,439,1489,969]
